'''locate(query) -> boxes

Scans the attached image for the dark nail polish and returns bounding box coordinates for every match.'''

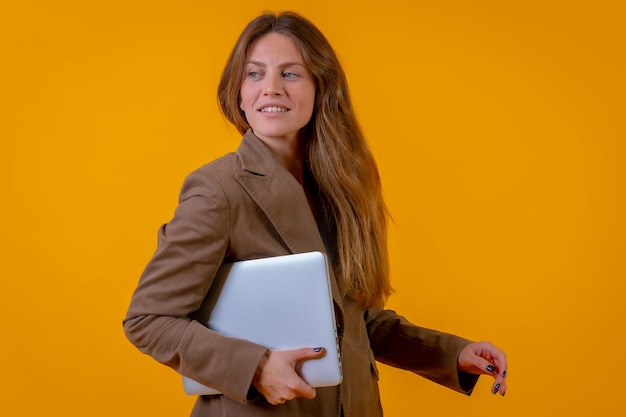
[486,365,495,372]
[313,347,322,352]
[502,370,507,378]
[502,391,506,397]
[493,383,501,394]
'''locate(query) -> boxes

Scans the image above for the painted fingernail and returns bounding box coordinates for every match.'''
[493,383,501,394]
[502,370,507,378]
[313,347,323,352]
[486,365,495,372]
[502,391,506,397]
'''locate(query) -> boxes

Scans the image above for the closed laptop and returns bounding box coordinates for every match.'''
[182,251,342,395]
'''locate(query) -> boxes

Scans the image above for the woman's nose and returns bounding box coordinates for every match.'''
[264,74,284,95]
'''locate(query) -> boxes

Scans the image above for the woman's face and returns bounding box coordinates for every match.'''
[239,32,316,146]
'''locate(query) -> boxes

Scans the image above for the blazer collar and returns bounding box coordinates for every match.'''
[236,129,276,176]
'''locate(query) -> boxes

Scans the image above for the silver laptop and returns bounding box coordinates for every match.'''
[182,251,342,395]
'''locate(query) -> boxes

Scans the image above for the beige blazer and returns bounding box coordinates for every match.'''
[123,130,478,417]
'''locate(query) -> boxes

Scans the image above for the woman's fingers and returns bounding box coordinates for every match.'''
[253,347,325,404]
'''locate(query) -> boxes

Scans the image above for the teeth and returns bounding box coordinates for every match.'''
[261,106,288,112]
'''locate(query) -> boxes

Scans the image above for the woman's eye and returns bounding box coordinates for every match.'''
[247,71,260,79]
[283,72,298,78]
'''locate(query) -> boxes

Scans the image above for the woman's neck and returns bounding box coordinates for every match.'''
[256,132,306,184]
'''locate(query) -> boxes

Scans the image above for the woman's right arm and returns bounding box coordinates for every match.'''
[123,170,268,404]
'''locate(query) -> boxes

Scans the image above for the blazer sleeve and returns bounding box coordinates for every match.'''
[365,308,479,395]
[123,169,268,404]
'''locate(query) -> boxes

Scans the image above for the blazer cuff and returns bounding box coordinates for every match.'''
[457,370,480,395]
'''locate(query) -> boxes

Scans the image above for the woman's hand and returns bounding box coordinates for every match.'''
[457,341,508,396]
[252,347,326,405]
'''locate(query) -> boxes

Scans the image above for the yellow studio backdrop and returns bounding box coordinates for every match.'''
[1,0,624,416]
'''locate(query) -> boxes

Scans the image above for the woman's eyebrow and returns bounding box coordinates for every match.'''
[246,60,306,69]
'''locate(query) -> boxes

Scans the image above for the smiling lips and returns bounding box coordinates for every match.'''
[259,106,289,113]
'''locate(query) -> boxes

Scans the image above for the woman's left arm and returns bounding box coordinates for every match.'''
[366,309,507,396]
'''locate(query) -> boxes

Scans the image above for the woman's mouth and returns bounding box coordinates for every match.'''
[260,106,289,113]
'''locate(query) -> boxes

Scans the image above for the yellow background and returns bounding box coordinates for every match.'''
[2,0,625,416]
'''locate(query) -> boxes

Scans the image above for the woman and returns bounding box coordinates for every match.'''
[123,11,507,417]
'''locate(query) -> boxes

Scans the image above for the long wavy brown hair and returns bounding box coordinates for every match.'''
[218,11,392,308]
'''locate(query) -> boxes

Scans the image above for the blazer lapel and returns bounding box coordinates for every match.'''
[234,131,345,312]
